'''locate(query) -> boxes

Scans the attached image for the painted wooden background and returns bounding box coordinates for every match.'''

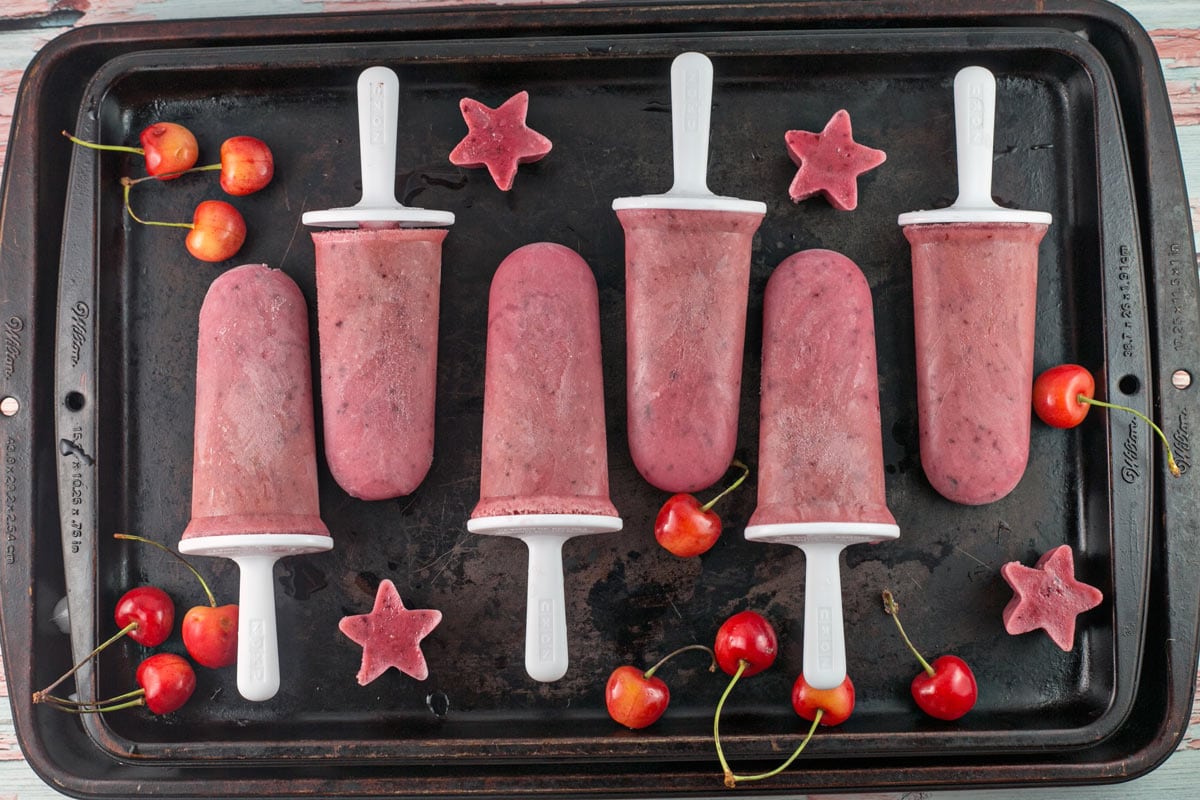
[0,1,1197,798]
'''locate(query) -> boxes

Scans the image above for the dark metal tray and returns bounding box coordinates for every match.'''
[1,2,1197,797]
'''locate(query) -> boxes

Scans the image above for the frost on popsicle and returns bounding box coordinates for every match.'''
[339,579,442,684]
[784,109,886,211]
[999,545,1103,651]
[448,91,552,191]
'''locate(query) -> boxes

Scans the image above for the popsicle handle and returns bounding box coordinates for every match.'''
[952,65,999,210]
[521,533,571,682]
[799,542,848,691]
[356,65,401,209]
[232,554,282,702]
[668,51,713,197]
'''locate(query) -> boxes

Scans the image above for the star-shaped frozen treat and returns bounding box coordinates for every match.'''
[338,579,442,684]
[448,91,552,191]
[784,109,886,211]
[1000,545,1103,651]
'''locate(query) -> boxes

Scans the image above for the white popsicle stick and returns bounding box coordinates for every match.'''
[798,542,848,691]
[668,51,713,198]
[520,532,571,683]
[613,52,764,214]
[897,65,1050,226]
[232,554,282,702]
[468,513,622,683]
[303,65,454,228]
[179,533,332,702]
[744,521,900,690]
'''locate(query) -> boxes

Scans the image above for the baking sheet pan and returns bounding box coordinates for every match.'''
[1,1,1197,797]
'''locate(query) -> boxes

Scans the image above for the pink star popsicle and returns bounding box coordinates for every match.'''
[784,109,886,211]
[338,579,442,684]
[1000,545,1103,651]
[448,91,552,191]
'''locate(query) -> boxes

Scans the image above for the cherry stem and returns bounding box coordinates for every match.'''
[62,130,144,155]
[121,179,193,229]
[643,644,717,680]
[114,533,217,607]
[713,659,747,785]
[882,590,935,678]
[1077,394,1181,477]
[36,689,146,714]
[700,459,751,513]
[724,710,823,786]
[32,621,138,702]
[124,163,221,185]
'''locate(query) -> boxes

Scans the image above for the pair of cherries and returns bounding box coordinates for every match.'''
[32,534,237,716]
[65,122,274,263]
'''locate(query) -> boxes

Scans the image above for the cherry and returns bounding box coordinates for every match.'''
[121,179,246,262]
[605,644,716,729]
[792,674,855,726]
[215,136,274,195]
[713,610,777,678]
[136,653,197,714]
[32,586,175,705]
[654,460,749,557]
[882,590,977,721]
[115,533,238,669]
[1033,364,1181,476]
[63,123,199,179]
[36,653,197,715]
[712,610,853,787]
[114,586,175,647]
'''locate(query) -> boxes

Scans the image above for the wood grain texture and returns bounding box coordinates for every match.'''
[0,1,1197,798]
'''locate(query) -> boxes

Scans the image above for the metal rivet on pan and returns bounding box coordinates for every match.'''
[0,396,18,417]
[1172,370,1192,390]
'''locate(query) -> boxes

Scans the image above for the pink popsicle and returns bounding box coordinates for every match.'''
[905,222,1048,504]
[183,264,329,541]
[618,207,762,493]
[472,243,618,519]
[468,242,621,683]
[745,249,899,691]
[748,249,896,529]
[897,66,1052,505]
[180,263,331,702]
[312,227,448,500]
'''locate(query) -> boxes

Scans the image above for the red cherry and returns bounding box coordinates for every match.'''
[882,590,977,721]
[605,665,669,729]
[185,200,247,262]
[139,122,200,178]
[136,653,197,714]
[1032,364,1181,476]
[217,136,274,196]
[654,461,749,558]
[114,534,239,669]
[911,655,977,721]
[114,586,175,647]
[714,610,777,677]
[792,674,855,726]
[1032,364,1094,428]
[182,605,239,669]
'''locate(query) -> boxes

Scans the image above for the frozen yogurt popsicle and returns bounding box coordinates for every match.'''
[303,65,454,501]
[898,66,1051,505]
[613,52,765,493]
[179,264,332,702]
[745,249,900,690]
[468,242,621,682]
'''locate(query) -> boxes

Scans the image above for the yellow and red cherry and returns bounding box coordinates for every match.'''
[654,460,749,557]
[63,122,199,179]
[792,674,856,726]
[121,178,246,263]
[215,136,274,195]
[605,644,716,729]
